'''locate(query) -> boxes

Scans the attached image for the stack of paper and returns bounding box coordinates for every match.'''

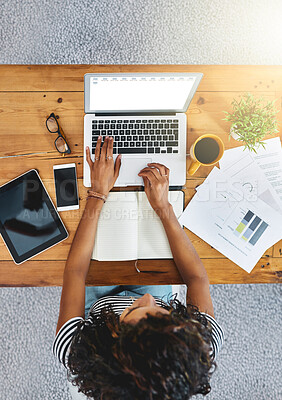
[179,138,282,273]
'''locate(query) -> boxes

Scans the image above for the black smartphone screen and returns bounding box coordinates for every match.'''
[54,166,79,208]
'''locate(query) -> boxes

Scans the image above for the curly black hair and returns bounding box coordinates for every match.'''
[67,298,216,400]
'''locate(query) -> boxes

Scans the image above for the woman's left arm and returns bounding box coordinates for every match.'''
[56,136,121,335]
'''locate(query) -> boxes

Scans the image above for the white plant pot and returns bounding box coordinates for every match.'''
[230,124,262,152]
[229,125,241,141]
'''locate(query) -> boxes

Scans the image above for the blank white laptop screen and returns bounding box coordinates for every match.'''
[89,75,197,111]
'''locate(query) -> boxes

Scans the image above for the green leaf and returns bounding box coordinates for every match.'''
[222,93,279,147]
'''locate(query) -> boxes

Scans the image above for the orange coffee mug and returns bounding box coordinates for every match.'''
[188,134,224,175]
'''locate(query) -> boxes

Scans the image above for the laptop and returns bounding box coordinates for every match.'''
[84,72,203,187]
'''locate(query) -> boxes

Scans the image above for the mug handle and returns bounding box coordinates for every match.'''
[188,160,201,175]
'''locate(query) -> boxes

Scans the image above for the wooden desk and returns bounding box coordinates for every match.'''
[0,65,282,286]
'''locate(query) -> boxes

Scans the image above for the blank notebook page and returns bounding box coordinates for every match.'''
[92,192,138,261]
[137,191,184,259]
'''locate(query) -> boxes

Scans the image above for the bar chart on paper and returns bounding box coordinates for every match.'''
[234,210,268,246]
[179,164,282,273]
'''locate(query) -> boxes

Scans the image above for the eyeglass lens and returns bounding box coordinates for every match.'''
[55,136,69,153]
[46,116,59,133]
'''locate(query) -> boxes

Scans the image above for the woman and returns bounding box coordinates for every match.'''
[53,136,224,400]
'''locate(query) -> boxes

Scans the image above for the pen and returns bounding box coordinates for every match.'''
[134,261,166,274]
[138,270,166,274]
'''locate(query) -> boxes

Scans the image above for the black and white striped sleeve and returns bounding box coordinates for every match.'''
[201,313,224,360]
[52,317,83,368]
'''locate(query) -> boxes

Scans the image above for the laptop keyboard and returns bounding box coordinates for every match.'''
[91,118,179,155]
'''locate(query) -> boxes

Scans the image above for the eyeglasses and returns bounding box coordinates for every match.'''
[46,113,71,155]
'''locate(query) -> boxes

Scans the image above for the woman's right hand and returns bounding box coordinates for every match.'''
[138,163,171,216]
[85,136,121,197]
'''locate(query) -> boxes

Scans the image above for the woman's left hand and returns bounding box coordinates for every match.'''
[86,136,121,196]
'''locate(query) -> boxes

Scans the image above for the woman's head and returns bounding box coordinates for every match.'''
[120,293,170,323]
[67,296,215,400]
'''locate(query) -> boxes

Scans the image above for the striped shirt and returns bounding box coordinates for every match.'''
[53,296,224,368]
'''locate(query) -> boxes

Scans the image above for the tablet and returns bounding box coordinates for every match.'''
[0,169,68,264]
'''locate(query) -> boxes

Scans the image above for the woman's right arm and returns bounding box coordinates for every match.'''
[138,163,214,317]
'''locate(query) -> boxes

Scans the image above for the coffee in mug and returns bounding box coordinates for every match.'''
[188,134,224,175]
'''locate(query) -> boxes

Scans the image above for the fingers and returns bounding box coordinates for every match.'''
[107,137,114,159]
[139,166,161,180]
[143,175,150,191]
[138,169,158,185]
[147,163,170,178]
[94,136,102,160]
[114,154,122,180]
[86,146,94,167]
[100,136,109,159]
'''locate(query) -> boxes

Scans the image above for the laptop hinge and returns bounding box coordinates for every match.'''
[93,112,177,116]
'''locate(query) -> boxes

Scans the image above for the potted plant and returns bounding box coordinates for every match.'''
[222,92,279,152]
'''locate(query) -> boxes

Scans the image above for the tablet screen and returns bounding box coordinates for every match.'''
[0,170,68,264]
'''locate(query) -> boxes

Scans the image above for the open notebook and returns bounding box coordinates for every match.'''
[92,191,184,261]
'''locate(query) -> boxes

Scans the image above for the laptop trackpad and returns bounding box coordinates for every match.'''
[119,158,152,185]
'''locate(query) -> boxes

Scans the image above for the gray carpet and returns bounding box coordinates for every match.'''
[1,0,282,64]
[0,0,282,399]
[0,285,281,400]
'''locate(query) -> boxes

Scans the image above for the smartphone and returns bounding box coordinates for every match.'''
[53,163,79,211]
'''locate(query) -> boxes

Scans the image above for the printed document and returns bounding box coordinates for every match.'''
[179,167,282,273]
[219,137,282,204]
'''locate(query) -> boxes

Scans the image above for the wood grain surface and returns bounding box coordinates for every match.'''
[0,65,281,286]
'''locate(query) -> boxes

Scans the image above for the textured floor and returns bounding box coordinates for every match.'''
[1,0,282,65]
[0,0,282,399]
[0,285,281,400]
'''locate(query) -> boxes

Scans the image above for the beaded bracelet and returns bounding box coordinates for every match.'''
[87,190,107,203]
